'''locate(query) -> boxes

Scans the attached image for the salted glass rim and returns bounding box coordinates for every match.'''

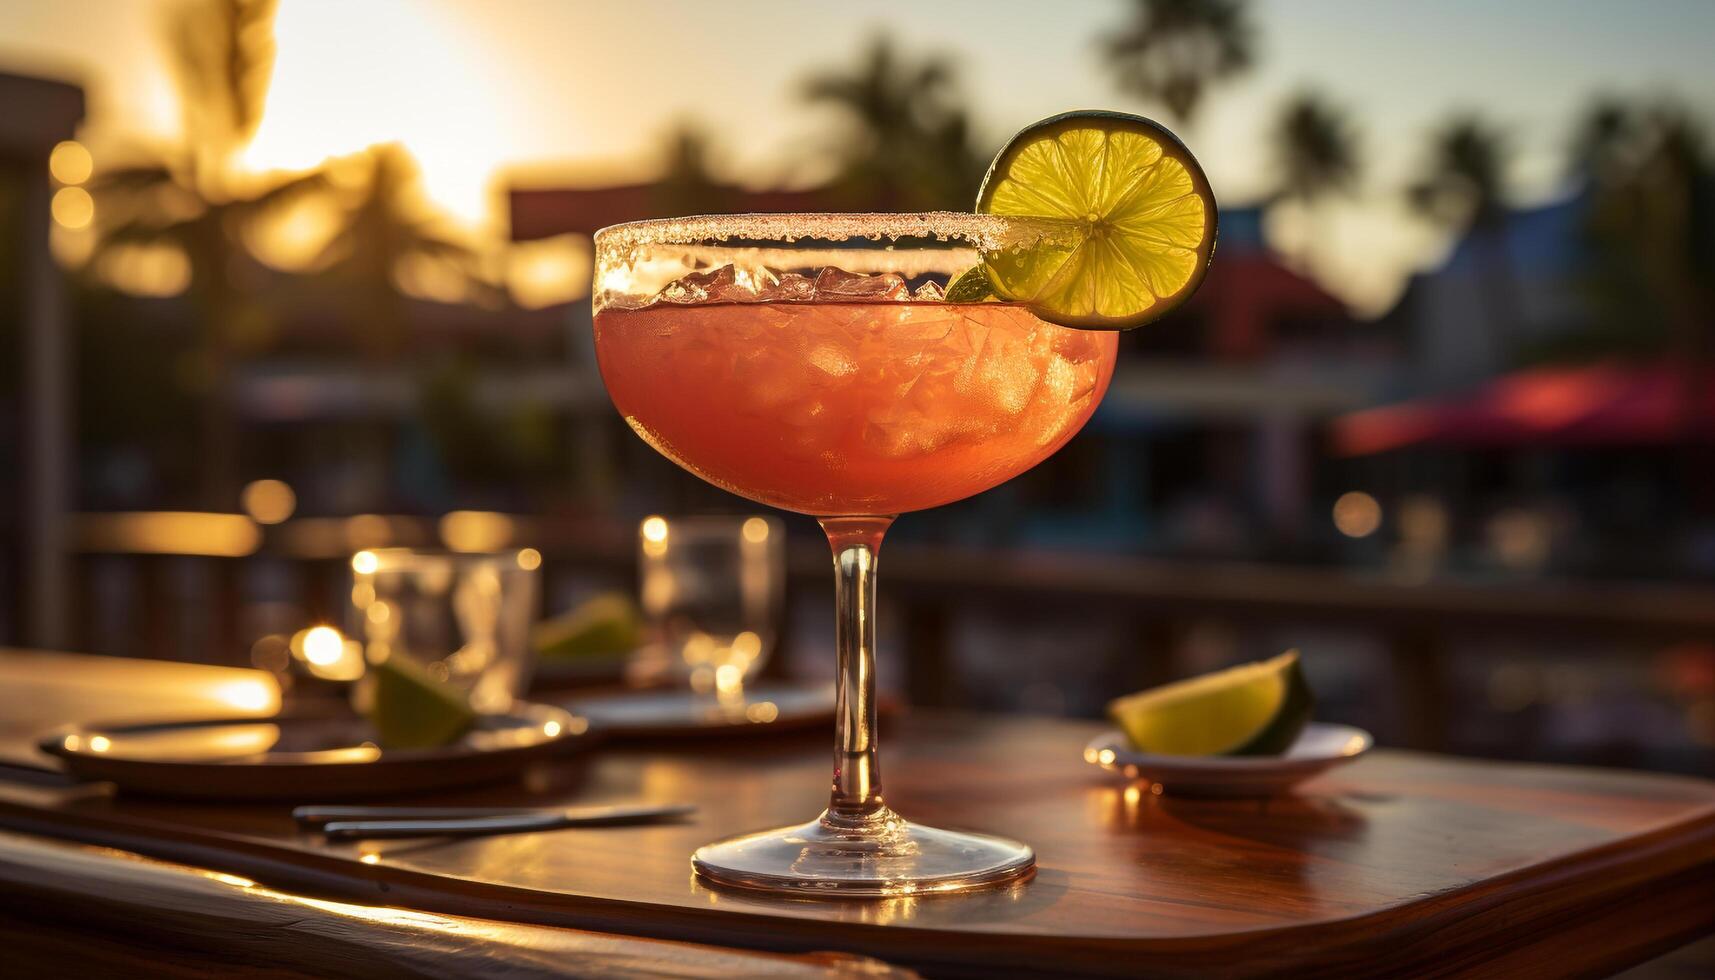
[592,211,1055,252]
[592,212,1082,305]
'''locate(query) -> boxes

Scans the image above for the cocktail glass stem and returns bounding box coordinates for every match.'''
[819,516,895,827]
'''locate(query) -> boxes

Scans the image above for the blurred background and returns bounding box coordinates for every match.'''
[2,0,1712,773]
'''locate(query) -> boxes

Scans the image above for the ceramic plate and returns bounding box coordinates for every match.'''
[1083,722,1373,797]
[39,701,590,800]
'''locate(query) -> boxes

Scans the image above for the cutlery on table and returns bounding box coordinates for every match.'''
[295,804,556,828]
[298,802,697,840]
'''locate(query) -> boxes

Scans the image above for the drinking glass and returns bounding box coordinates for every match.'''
[592,213,1118,894]
[634,514,784,696]
[349,548,540,713]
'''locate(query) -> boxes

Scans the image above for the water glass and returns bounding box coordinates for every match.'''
[635,515,784,695]
[349,548,540,712]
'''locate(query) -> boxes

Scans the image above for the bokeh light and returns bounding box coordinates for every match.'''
[241,479,297,525]
[48,140,92,184]
[440,511,515,552]
[301,625,344,666]
[93,244,190,297]
[1333,492,1382,538]
[50,186,93,229]
[641,515,669,557]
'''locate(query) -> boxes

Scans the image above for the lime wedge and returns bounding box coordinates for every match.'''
[533,592,642,661]
[976,110,1216,330]
[368,655,476,749]
[1107,651,1311,756]
[943,265,996,303]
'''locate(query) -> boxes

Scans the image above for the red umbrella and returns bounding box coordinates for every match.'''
[1333,362,1715,456]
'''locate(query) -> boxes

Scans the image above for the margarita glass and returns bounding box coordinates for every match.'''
[593,212,1119,895]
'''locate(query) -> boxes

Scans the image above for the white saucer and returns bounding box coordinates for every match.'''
[1083,722,1373,798]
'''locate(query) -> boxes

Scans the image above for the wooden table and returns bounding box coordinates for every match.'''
[2,651,1712,977]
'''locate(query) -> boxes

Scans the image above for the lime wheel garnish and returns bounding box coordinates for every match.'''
[975,110,1217,330]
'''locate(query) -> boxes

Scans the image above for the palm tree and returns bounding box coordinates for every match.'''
[1409,116,1509,238]
[1409,115,1522,359]
[1100,0,1256,127]
[802,36,982,210]
[1273,92,1360,205]
[1567,97,1647,188]
[1569,99,1712,365]
[87,0,322,505]
[313,144,486,358]
[652,122,737,217]
[1268,91,1360,268]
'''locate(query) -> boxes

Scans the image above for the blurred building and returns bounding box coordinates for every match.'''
[1336,190,1715,581]
[1389,197,1589,389]
[0,71,84,648]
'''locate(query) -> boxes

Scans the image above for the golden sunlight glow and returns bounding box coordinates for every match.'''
[393,252,471,304]
[212,677,281,713]
[295,625,364,681]
[49,140,93,185]
[246,193,344,271]
[51,186,94,229]
[241,479,297,524]
[320,642,366,681]
[351,550,380,575]
[745,701,779,724]
[516,547,542,571]
[741,517,771,543]
[94,244,192,298]
[506,234,591,309]
[75,512,261,557]
[440,511,515,552]
[50,223,96,269]
[301,626,346,667]
[731,631,762,663]
[1333,492,1383,539]
[640,516,669,557]
[87,735,112,753]
[242,0,509,226]
[281,892,456,930]
[715,663,743,695]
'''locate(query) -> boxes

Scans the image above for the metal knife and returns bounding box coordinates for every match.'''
[294,804,551,828]
[317,802,696,840]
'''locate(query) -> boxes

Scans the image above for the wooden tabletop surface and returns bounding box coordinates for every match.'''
[0,830,909,979]
[2,651,1713,977]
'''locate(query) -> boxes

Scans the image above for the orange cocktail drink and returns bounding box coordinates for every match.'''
[595,295,1117,516]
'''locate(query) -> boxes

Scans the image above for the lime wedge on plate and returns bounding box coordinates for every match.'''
[533,592,642,661]
[368,655,476,749]
[976,110,1216,330]
[1107,651,1312,756]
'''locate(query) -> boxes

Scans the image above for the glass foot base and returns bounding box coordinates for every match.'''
[692,807,1034,896]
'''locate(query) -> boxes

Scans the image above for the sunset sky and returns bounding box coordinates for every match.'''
[4,0,1714,313]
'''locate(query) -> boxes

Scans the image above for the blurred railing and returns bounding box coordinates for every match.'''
[57,511,1715,760]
